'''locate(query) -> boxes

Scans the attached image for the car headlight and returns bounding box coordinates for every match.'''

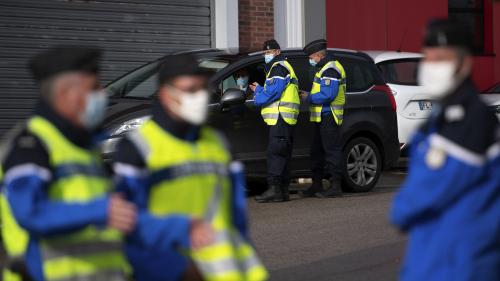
[110,116,151,137]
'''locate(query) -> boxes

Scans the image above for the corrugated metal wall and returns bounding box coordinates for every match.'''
[0,0,212,137]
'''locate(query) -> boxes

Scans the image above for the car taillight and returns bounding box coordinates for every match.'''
[374,84,397,112]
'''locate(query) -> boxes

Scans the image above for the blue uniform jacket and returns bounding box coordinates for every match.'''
[390,79,500,281]
[112,104,249,281]
[307,55,341,115]
[254,54,290,107]
[2,102,111,281]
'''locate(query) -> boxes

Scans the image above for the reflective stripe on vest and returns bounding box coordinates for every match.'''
[261,60,300,126]
[129,120,268,281]
[27,116,128,281]
[309,60,346,125]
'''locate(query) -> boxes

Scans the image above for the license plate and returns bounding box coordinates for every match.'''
[419,101,433,110]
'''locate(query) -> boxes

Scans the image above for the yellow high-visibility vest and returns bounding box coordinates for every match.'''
[261,60,300,126]
[309,60,346,125]
[1,167,30,281]
[25,116,129,281]
[128,119,268,281]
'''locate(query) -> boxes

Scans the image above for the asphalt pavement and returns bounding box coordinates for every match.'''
[248,170,408,281]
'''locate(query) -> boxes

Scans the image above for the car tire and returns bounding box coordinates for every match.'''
[342,137,382,193]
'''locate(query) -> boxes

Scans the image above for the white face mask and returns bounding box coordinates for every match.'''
[418,61,458,99]
[168,87,209,125]
[80,90,108,130]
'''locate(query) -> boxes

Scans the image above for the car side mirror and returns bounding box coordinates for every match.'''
[221,88,246,108]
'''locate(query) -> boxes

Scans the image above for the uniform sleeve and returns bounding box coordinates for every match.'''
[3,132,109,237]
[254,65,290,107]
[309,68,340,105]
[390,133,487,231]
[229,162,248,239]
[112,137,192,250]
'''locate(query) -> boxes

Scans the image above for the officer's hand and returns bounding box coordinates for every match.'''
[190,218,214,250]
[108,193,137,234]
[249,82,259,92]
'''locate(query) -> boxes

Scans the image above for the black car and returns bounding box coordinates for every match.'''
[101,48,399,192]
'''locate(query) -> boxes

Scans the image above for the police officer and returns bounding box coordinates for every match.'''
[250,39,300,203]
[391,19,500,281]
[2,47,136,281]
[301,39,346,198]
[112,54,268,281]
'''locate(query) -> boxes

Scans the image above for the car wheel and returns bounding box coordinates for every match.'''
[342,137,382,192]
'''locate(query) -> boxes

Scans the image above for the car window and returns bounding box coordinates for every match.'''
[337,56,376,92]
[377,58,420,86]
[286,56,315,92]
[486,83,500,93]
[106,56,231,99]
[219,62,266,100]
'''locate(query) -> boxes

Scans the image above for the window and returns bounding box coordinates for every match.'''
[106,56,232,99]
[338,57,376,92]
[378,59,420,86]
[448,0,489,54]
[218,62,266,100]
[286,56,316,92]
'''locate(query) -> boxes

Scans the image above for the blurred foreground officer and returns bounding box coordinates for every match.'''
[391,19,500,281]
[1,47,136,281]
[113,54,268,281]
[301,39,346,198]
[250,39,300,203]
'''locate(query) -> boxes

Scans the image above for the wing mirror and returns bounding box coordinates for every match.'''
[220,88,246,108]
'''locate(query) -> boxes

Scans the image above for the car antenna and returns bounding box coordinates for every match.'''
[397,27,408,52]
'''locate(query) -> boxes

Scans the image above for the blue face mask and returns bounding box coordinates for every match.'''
[80,91,108,130]
[236,76,249,88]
[264,54,274,64]
[309,58,317,67]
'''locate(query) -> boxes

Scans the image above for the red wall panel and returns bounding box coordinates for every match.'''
[326,0,387,49]
[325,0,499,90]
[326,0,447,51]
[494,2,500,84]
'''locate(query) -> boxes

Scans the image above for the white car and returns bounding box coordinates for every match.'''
[365,51,500,153]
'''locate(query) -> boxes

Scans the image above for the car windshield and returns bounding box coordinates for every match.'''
[377,58,420,86]
[485,83,500,93]
[106,56,231,99]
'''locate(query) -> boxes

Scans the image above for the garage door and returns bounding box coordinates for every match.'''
[0,0,212,138]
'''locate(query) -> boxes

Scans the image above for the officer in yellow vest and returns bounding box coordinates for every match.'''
[249,39,300,203]
[1,47,136,281]
[112,54,268,281]
[301,39,347,198]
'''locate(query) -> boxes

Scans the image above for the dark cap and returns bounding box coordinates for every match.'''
[423,19,473,52]
[262,39,281,51]
[303,39,327,55]
[158,54,209,85]
[29,46,101,82]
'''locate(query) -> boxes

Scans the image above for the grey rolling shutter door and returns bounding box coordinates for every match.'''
[0,0,211,138]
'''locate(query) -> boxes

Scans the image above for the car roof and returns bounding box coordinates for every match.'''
[363,51,422,64]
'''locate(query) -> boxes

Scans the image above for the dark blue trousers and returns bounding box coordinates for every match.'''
[267,116,294,187]
[310,113,342,183]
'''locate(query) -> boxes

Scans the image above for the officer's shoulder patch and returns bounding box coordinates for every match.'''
[324,79,331,86]
[425,147,447,169]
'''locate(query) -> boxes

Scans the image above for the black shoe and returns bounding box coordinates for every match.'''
[301,183,323,198]
[281,185,290,201]
[255,185,285,203]
[315,181,342,198]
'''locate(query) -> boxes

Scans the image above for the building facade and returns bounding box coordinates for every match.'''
[326,0,500,91]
